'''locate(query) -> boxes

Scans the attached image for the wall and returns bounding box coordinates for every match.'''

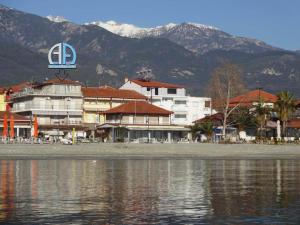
[0,94,6,111]
[120,81,186,97]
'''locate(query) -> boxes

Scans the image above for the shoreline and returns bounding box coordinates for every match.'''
[0,143,299,160]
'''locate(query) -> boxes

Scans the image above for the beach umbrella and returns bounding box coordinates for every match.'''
[9,114,14,139]
[276,120,281,140]
[33,115,38,138]
[2,113,8,138]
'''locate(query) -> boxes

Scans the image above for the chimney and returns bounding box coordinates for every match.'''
[124,76,129,83]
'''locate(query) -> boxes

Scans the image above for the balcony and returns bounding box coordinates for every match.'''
[43,120,82,126]
[13,103,82,111]
[83,105,109,111]
[11,88,82,99]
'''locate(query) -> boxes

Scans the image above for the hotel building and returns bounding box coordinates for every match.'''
[10,79,85,137]
[120,79,212,125]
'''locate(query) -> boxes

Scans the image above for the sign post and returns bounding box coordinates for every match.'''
[48,42,77,79]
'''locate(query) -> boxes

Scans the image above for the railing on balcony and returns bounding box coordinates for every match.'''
[40,120,82,126]
[11,88,82,98]
[13,103,82,111]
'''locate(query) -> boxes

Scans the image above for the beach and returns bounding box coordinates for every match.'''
[0,143,299,159]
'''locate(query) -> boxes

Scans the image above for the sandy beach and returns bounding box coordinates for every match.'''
[0,143,299,159]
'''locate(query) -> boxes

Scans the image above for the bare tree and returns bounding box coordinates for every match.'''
[206,63,246,139]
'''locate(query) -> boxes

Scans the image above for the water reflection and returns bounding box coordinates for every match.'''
[0,159,299,224]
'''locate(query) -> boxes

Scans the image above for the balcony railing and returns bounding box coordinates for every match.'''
[13,103,82,111]
[11,89,82,98]
[40,120,82,126]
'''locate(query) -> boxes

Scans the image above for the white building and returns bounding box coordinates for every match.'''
[120,79,212,125]
[10,79,85,137]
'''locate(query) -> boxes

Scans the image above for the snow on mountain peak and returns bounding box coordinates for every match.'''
[85,20,219,38]
[86,20,149,37]
[46,15,68,23]
[187,22,219,30]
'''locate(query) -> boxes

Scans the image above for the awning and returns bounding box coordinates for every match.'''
[43,130,64,136]
[97,124,119,129]
[97,123,190,131]
[125,125,190,132]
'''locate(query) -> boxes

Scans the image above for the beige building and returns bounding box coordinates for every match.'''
[98,101,190,143]
[81,86,147,126]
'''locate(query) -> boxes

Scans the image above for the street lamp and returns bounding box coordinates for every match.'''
[66,97,71,125]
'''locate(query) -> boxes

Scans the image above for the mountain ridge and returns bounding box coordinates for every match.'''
[1,5,300,97]
[85,20,279,54]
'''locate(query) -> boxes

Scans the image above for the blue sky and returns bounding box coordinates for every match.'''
[1,0,299,50]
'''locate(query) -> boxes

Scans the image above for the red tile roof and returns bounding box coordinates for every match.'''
[194,113,223,124]
[0,87,5,94]
[0,111,30,121]
[104,101,172,115]
[44,78,81,85]
[229,90,277,107]
[8,82,32,93]
[82,86,148,100]
[129,79,184,88]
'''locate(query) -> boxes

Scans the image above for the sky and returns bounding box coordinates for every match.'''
[1,0,299,50]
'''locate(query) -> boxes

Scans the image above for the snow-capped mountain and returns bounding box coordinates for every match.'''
[87,20,278,54]
[46,15,68,23]
[86,20,179,38]
[86,20,217,38]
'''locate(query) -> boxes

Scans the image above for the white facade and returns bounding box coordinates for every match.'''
[120,80,212,125]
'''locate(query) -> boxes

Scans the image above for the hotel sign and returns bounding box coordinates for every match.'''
[48,43,76,69]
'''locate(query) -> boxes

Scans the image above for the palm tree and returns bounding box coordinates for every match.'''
[254,98,271,139]
[199,121,214,141]
[275,91,296,137]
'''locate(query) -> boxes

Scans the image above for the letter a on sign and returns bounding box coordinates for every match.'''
[48,43,77,69]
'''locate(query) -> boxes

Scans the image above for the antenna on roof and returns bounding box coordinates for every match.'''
[136,69,154,81]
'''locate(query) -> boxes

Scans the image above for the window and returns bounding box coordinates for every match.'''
[167,88,177,94]
[205,101,211,108]
[163,97,173,102]
[174,100,187,105]
[174,114,187,119]
[155,88,158,95]
[152,99,161,104]
[147,87,151,91]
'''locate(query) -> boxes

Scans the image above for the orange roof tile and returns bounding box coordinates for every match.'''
[82,86,147,100]
[194,113,223,124]
[129,79,184,88]
[9,82,32,93]
[0,87,5,94]
[229,90,277,106]
[104,101,172,115]
[44,78,81,85]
